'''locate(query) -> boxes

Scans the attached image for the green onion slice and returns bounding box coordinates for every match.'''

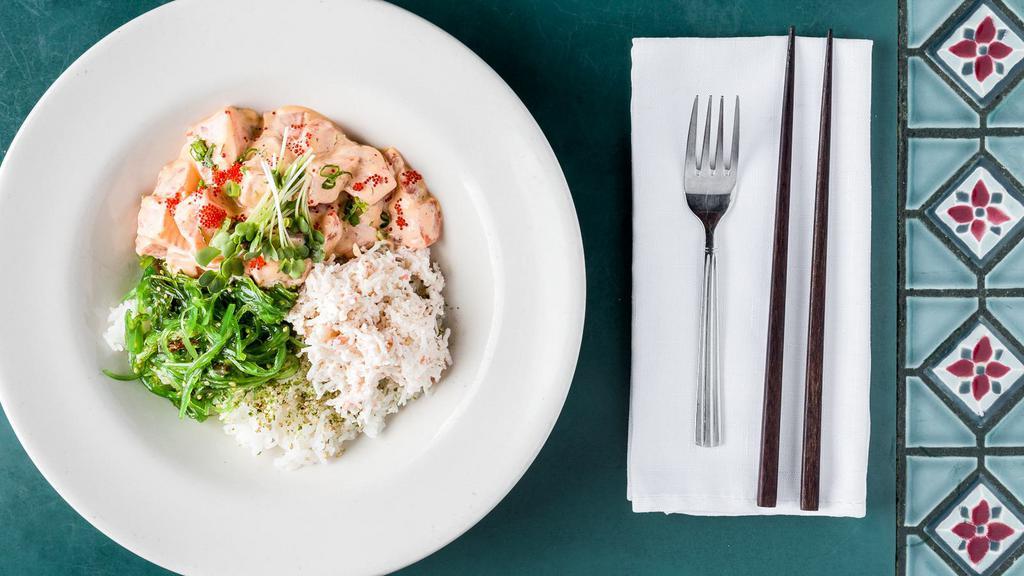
[319,164,342,178]
[239,147,258,162]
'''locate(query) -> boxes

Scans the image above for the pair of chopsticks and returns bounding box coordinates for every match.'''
[755,27,833,512]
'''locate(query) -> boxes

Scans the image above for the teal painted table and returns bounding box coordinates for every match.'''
[0,1,896,574]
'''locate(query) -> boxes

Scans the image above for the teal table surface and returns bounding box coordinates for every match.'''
[0,1,896,574]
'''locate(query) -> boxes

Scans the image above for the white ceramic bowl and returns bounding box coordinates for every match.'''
[0,1,585,574]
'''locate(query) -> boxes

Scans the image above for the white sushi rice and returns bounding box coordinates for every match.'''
[219,369,358,470]
[222,244,451,468]
[103,299,136,352]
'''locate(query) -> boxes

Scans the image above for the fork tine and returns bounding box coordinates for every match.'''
[685,95,699,175]
[713,96,724,171]
[729,96,740,172]
[700,97,711,171]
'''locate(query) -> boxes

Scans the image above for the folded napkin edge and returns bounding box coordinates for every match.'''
[629,495,867,518]
[631,36,874,46]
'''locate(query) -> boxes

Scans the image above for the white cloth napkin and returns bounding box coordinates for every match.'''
[628,36,873,517]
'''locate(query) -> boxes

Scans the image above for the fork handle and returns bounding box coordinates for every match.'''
[695,246,721,447]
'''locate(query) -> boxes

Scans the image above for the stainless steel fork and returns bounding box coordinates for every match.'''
[684,95,739,448]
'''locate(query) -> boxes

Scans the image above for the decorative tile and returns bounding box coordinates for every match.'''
[907,297,979,368]
[926,476,1024,575]
[907,220,977,289]
[907,377,977,447]
[923,317,1024,423]
[988,394,1024,446]
[1007,0,1024,22]
[924,156,1024,266]
[986,137,1024,182]
[909,0,973,48]
[927,0,1024,106]
[988,82,1024,126]
[906,456,978,526]
[1004,556,1024,576]
[907,138,979,209]
[907,534,958,575]
[988,299,1024,342]
[909,57,980,127]
[987,457,1024,502]
[987,245,1024,287]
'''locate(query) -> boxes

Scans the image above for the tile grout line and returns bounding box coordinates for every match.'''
[896,1,909,574]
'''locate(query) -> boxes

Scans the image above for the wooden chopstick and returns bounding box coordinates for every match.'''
[800,29,834,512]
[757,26,796,509]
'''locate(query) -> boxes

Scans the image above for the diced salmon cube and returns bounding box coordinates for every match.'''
[172,187,234,257]
[382,148,442,249]
[152,158,199,199]
[340,145,396,205]
[310,204,345,256]
[135,195,182,258]
[164,244,201,277]
[182,106,261,178]
[333,199,384,259]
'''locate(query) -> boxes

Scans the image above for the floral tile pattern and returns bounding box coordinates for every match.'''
[902,0,1024,574]
[924,157,1024,264]
[927,477,1024,575]
[928,1,1024,104]
[924,318,1024,421]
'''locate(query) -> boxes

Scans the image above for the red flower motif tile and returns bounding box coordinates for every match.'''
[930,480,1024,574]
[945,180,1012,242]
[950,499,1015,564]
[930,324,1024,419]
[948,16,1014,83]
[946,336,1013,401]
[931,162,1024,263]
[930,2,1024,104]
